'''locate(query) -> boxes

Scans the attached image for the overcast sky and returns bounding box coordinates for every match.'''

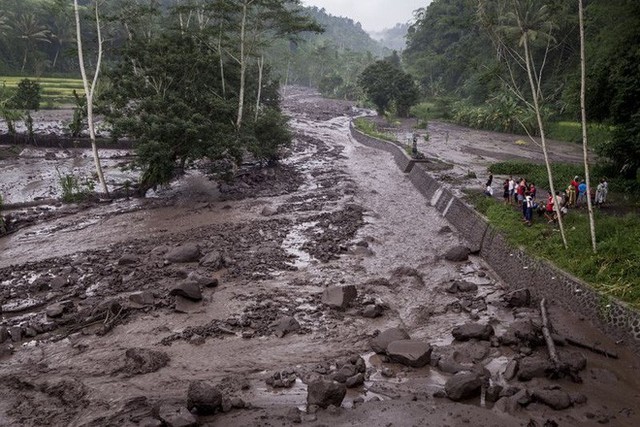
[301,0,431,32]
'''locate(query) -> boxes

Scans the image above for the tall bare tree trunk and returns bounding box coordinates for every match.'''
[254,54,264,122]
[74,0,109,197]
[523,37,568,249]
[579,0,597,252]
[235,2,248,129]
[218,25,226,98]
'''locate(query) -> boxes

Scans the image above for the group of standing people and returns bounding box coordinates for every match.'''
[566,176,608,208]
[500,176,537,226]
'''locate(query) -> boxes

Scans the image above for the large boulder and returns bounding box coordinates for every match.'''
[370,328,411,354]
[186,380,223,414]
[200,251,224,269]
[123,348,170,375]
[169,281,202,301]
[387,340,432,368]
[452,323,494,341]
[306,379,346,409]
[517,356,553,381]
[129,291,155,308]
[444,246,471,262]
[444,372,483,401]
[499,319,542,346]
[322,285,357,309]
[165,244,201,263]
[531,389,572,410]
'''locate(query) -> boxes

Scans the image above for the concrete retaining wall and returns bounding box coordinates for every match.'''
[351,124,640,350]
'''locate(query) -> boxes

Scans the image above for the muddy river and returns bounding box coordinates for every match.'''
[0,87,638,426]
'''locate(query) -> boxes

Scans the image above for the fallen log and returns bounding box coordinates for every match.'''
[565,337,619,359]
[540,298,561,369]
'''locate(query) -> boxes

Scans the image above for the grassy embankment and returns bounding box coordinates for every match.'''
[469,160,640,308]
[0,76,83,108]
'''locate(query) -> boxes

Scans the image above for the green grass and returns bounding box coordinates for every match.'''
[353,117,398,142]
[0,76,83,108]
[467,191,640,307]
[547,121,613,147]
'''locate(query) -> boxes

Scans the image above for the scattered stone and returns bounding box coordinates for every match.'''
[118,254,139,265]
[499,320,542,346]
[187,271,218,288]
[138,417,163,427]
[231,397,245,408]
[452,323,494,341]
[322,285,357,309]
[165,244,201,263]
[46,302,66,318]
[158,404,197,427]
[438,358,470,374]
[561,351,587,372]
[532,389,572,410]
[332,364,358,383]
[123,348,170,375]
[169,281,202,301]
[370,328,411,354]
[387,340,432,368]
[287,407,302,424]
[486,385,503,403]
[444,246,471,262]
[0,327,8,344]
[381,367,394,378]
[345,374,364,388]
[266,371,297,388]
[444,372,483,401]
[504,289,531,308]
[186,380,222,414]
[272,316,300,338]
[200,251,224,269]
[362,304,383,318]
[44,152,57,160]
[129,291,155,308]
[306,379,346,409]
[447,280,478,294]
[517,356,553,381]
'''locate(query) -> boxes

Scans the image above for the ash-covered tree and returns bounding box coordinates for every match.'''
[358,59,419,117]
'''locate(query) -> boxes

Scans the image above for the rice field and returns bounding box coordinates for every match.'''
[0,76,84,108]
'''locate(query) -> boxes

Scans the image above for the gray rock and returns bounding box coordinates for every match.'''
[129,291,155,308]
[486,385,503,403]
[447,280,478,293]
[8,326,22,342]
[46,303,66,318]
[362,304,383,318]
[261,206,278,216]
[438,358,470,374]
[561,351,587,372]
[187,271,218,288]
[345,374,364,388]
[444,372,483,401]
[517,356,552,381]
[158,405,197,427]
[200,251,224,269]
[169,281,202,301]
[287,407,302,423]
[138,417,162,427]
[174,295,201,313]
[0,343,14,358]
[499,319,542,346]
[117,254,139,265]
[332,364,358,383]
[273,316,300,338]
[452,323,494,341]
[187,380,222,414]
[504,289,531,308]
[387,340,432,368]
[165,244,201,263]
[123,348,170,375]
[444,246,471,262]
[503,359,518,381]
[322,285,357,309]
[0,327,8,344]
[370,328,411,354]
[231,397,245,408]
[532,389,572,410]
[306,379,346,409]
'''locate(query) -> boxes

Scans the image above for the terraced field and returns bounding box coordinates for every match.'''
[0,76,83,108]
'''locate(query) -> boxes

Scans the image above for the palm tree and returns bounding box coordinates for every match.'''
[13,13,52,72]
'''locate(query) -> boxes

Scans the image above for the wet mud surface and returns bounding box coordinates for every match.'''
[1,87,639,426]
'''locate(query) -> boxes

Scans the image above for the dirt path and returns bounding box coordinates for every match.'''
[0,87,638,426]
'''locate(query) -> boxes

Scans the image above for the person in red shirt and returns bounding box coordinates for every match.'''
[544,191,555,223]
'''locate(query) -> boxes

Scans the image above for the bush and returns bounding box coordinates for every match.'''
[353,117,397,142]
[57,170,96,203]
[246,108,292,164]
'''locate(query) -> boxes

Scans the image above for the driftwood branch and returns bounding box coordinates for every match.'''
[540,298,561,368]
[566,337,619,359]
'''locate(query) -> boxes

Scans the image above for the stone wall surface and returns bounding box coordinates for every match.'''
[350,124,640,350]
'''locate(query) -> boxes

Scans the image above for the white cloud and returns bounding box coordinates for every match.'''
[302,0,430,32]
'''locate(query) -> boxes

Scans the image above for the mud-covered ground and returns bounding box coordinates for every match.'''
[1,87,639,426]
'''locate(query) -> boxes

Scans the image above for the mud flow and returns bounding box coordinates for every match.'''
[0,87,639,426]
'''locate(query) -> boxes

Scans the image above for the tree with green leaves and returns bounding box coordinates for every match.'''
[358,59,419,117]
